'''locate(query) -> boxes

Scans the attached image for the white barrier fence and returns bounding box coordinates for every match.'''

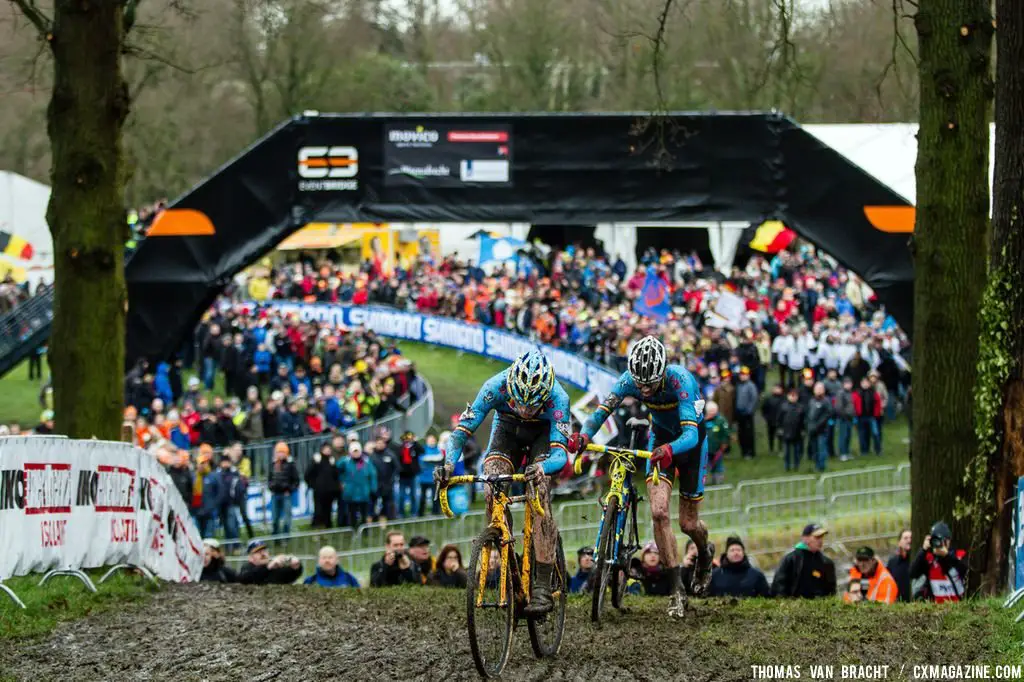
[0,436,204,608]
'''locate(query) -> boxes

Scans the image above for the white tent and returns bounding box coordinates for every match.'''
[0,171,53,287]
[804,122,997,205]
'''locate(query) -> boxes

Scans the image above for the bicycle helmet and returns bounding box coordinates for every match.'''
[628,335,667,385]
[507,350,555,408]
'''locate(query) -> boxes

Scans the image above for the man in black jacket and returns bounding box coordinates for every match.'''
[734,367,759,459]
[777,388,806,472]
[370,531,421,587]
[371,430,400,521]
[305,443,339,529]
[710,536,771,598]
[886,529,913,602]
[771,524,837,598]
[268,442,300,535]
[806,382,833,472]
[238,540,303,585]
[760,384,785,455]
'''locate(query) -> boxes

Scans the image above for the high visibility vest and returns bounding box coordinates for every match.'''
[844,564,898,604]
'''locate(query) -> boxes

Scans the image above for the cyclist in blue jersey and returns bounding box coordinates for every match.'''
[435,349,571,615]
[568,335,713,616]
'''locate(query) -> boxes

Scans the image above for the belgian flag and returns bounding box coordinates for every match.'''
[745,220,795,254]
[0,231,33,260]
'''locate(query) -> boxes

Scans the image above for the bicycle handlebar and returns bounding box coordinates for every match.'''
[438,474,545,519]
[573,442,659,485]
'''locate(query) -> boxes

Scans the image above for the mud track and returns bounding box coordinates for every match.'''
[0,583,1012,681]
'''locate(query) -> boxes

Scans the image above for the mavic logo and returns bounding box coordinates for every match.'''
[298,146,358,191]
[388,126,439,144]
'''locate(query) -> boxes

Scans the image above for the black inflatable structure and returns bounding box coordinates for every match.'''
[125,112,914,362]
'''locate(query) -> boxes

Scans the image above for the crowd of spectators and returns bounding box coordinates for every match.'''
[228,241,910,479]
[209,519,963,607]
[562,521,964,604]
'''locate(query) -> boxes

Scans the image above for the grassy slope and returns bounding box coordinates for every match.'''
[0,573,157,641]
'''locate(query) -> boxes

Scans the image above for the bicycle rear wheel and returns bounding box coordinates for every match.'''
[590,496,619,624]
[528,533,567,658]
[467,526,515,679]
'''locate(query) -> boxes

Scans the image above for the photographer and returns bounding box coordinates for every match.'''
[370,531,422,587]
[910,521,967,603]
[238,539,303,585]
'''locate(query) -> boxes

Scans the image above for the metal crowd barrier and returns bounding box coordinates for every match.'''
[236,465,912,583]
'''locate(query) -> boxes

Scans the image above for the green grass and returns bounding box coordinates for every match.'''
[397,340,586,428]
[0,360,231,427]
[0,572,157,641]
[0,360,48,427]
[686,596,1024,671]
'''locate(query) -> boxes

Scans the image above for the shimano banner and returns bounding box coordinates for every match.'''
[260,301,619,396]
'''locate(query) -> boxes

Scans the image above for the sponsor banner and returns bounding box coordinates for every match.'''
[245,483,312,522]
[258,301,619,394]
[0,436,203,582]
[1017,477,1024,589]
[296,145,359,192]
[384,123,513,188]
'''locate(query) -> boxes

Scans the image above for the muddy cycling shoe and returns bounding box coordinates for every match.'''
[667,590,688,618]
[691,542,715,597]
[524,562,554,616]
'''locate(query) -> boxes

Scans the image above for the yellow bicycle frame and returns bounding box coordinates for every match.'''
[441,474,545,607]
[573,443,658,507]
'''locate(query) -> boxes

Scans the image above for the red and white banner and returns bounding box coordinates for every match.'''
[0,436,203,582]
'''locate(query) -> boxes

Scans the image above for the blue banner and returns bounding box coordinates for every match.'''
[255,301,619,397]
[633,266,671,322]
[478,235,525,267]
[1017,477,1024,589]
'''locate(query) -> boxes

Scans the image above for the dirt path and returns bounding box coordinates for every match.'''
[1,584,1016,682]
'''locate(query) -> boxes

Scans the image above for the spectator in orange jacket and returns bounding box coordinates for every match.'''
[843,546,897,604]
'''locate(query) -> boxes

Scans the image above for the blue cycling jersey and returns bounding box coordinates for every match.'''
[445,369,571,475]
[581,364,704,455]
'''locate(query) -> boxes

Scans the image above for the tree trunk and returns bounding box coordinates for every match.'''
[975,0,1024,593]
[911,1,992,559]
[46,0,129,439]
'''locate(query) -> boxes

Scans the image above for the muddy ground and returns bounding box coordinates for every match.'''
[1,583,1019,681]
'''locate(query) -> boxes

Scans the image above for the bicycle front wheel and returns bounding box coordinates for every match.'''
[467,527,515,679]
[590,496,619,624]
[528,533,567,658]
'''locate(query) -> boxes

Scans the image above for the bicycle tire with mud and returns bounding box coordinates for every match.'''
[467,526,515,679]
[590,497,619,624]
[528,533,567,658]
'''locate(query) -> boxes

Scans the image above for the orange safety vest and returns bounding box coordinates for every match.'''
[843,563,898,604]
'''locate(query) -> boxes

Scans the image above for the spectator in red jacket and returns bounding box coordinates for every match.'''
[852,376,882,456]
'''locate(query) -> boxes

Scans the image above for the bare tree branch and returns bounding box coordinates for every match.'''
[122,43,198,74]
[8,0,53,36]
[874,0,919,108]
[650,0,674,113]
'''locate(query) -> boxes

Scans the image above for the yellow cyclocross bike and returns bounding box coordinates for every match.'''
[572,417,656,623]
[440,474,567,679]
